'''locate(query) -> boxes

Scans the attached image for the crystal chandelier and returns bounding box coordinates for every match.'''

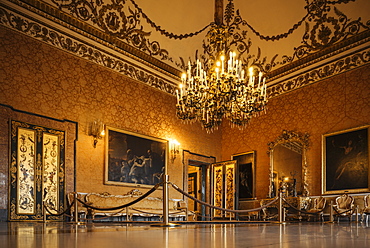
[175,1,268,132]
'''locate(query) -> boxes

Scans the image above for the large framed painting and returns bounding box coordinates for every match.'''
[232,151,255,200]
[322,126,369,194]
[105,127,167,187]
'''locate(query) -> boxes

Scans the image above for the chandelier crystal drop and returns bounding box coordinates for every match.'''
[176,51,268,132]
[175,0,268,132]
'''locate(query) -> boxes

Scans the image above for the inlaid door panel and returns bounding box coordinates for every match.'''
[9,120,65,221]
[212,160,236,218]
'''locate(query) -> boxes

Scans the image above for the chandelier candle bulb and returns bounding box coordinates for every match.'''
[258,72,263,87]
[248,67,253,86]
[176,54,267,131]
[221,55,225,73]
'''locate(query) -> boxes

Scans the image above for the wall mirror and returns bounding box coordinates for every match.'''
[267,130,310,197]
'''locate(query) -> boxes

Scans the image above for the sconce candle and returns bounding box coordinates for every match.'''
[169,139,180,162]
[90,120,105,148]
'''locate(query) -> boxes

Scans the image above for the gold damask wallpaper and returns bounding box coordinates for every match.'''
[0,21,369,215]
[0,25,222,203]
[222,63,370,198]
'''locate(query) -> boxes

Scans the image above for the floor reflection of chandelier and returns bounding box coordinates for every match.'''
[175,0,267,132]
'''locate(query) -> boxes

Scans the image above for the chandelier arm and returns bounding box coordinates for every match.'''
[129,0,212,40]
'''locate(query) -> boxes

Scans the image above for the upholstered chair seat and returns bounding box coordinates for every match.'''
[306,196,326,221]
[362,195,370,223]
[333,194,354,222]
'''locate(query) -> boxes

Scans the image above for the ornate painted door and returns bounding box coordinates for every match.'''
[9,120,65,221]
[212,160,236,218]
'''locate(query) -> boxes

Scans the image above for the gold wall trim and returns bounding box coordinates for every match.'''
[1,1,369,98]
[268,30,370,82]
[267,46,370,98]
[6,0,181,77]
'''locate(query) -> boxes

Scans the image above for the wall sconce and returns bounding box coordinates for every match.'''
[169,139,180,162]
[89,120,105,148]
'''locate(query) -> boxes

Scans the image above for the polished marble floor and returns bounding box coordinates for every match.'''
[1,221,370,248]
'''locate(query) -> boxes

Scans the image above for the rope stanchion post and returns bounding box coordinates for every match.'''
[354,205,360,223]
[151,175,180,227]
[273,192,286,224]
[279,193,283,223]
[163,174,169,225]
[72,192,85,225]
[326,200,335,223]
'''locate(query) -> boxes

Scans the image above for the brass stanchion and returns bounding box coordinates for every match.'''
[354,205,360,223]
[70,192,85,225]
[273,192,286,224]
[151,175,180,227]
[325,200,335,223]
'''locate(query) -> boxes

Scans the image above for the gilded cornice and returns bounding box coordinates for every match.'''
[267,30,370,82]
[1,0,369,98]
[267,45,370,98]
[0,3,179,95]
[7,0,182,76]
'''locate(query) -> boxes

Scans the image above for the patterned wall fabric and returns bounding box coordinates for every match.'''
[0,25,222,205]
[0,21,369,215]
[222,63,370,198]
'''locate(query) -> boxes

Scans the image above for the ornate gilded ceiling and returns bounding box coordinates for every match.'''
[0,0,369,97]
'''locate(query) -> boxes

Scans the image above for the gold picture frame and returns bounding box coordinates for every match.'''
[105,126,168,188]
[232,151,256,200]
[322,125,369,194]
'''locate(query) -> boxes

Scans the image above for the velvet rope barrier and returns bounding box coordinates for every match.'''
[170,182,279,213]
[281,197,323,216]
[43,196,75,217]
[76,182,163,211]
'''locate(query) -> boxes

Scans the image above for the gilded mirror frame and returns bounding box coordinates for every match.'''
[267,130,310,197]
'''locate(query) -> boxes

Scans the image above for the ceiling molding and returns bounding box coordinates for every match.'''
[0,3,179,95]
[4,0,182,77]
[267,30,370,82]
[267,45,370,98]
[1,0,369,99]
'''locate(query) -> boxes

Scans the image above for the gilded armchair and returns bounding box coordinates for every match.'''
[306,196,326,221]
[362,195,370,223]
[333,194,354,222]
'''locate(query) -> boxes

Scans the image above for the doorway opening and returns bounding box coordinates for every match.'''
[183,150,215,221]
